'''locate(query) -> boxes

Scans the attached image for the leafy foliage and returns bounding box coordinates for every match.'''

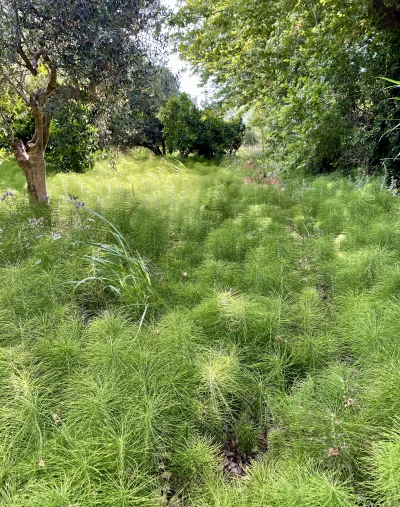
[104,66,179,155]
[159,92,245,157]
[0,0,165,200]
[0,95,101,173]
[47,100,100,173]
[172,0,400,175]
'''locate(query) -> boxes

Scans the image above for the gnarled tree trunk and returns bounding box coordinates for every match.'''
[11,110,50,203]
[10,49,57,203]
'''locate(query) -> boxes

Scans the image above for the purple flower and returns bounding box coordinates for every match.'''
[76,201,85,207]
[29,217,44,227]
[0,191,13,201]
[43,195,49,201]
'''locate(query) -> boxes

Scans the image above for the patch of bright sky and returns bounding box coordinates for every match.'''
[162,0,206,104]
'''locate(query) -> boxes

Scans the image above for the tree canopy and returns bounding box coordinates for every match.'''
[0,0,164,201]
[105,66,179,155]
[172,0,400,174]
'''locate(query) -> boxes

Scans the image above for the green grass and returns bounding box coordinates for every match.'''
[1,150,400,504]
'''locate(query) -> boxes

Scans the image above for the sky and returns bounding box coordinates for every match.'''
[162,0,205,103]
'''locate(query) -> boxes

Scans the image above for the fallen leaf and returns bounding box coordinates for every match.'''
[328,448,340,457]
[38,459,45,468]
[182,272,188,277]
[52,413,62,424]
[344,398,355,408]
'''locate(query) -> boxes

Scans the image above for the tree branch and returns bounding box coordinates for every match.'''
[31,49,47,71]
[27,53,57,109]
[17,46,38,76]
[17,46,58,97]
[43,114,51,149]
[44,62,57,97]
[27,110,43,152]
[11,139,29,177]
[0,73,29,104]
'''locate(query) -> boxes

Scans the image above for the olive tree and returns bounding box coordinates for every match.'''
[0,0,163,202]
[105,66,179,155]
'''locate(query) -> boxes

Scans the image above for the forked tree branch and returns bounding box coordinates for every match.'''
[17,46,38,76]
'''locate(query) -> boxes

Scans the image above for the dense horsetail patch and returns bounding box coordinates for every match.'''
[0,151,399,505]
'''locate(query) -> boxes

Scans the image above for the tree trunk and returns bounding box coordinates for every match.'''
[12,139,48,203]
[9,50,57,203]
[11,106,50,204]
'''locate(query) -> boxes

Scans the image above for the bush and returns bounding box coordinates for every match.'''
[159,93,245,158]
[47,100,100,173]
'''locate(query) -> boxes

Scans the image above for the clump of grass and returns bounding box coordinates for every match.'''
[323,245,395,294]
[360,361,400,432]
[193,458,357,507]
[31,309,84,375]
[290,332,339,372]
[337,295,400,364]
[243,239,303,295]
[193,347,248,436]
[267,364,365,477]
[369,421,400,506]
[233,413,261,456]
[69,207,161,320]
[194,259,244,290]
[193,290,292,353]
[0,263,71,322]
[169,433,221,490]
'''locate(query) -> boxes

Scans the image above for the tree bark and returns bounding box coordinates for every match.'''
[11,106,49,204]
[10,49,57,203]
[11,138,48,204]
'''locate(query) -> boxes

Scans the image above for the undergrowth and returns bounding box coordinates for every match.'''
[0,149,399,505]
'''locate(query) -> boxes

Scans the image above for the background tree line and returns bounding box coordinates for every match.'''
[171,0,400,179]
